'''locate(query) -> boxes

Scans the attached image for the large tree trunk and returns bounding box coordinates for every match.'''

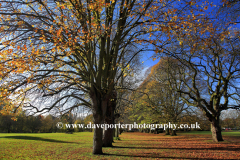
[103,90,117,147]
[102,113,114,147]
[211,118,223,142]
[91,87,108,154]
[102,124,114,147]
[92,108,105,154]
[93,125,103,154]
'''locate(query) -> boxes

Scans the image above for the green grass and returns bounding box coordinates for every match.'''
[0,131,240,159]
[0,132,95,159]
[222,131,240,136]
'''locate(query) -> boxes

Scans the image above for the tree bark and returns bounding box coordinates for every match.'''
[103,90,116,147]
[103,116,114,147]
[165,128,170,135]
[113,113,120,138]
[211,118,223,142]
[93,125,103,154]
[115,125,119,137]
[91,87,108,154]
[171,129,177,136]
[103,126,113,147]
[113,126,115,141]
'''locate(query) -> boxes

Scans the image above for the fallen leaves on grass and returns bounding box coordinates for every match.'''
[0,132,240,159]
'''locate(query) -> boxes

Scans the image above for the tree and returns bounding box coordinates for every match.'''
[14,111,28,133]
[102,89,117,146]
[218,0,240,24]
[40,114,55,133]
[127,57,190,135]
[26,115,42,133]
[0,114,14,133]
[74,118,84,132]
[221,109,240,129]
[149,58,191,135]
[103,45,143,146]
[59,112,75,133]
[0,104,28,133]
[0,0,198,154]
[162,24,240,141]
[84,114,94,132]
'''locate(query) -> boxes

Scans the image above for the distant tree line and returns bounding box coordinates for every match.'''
[220,110,240,130]
[0,111,94,133]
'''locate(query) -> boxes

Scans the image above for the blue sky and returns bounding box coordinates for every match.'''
[140,0,239,70]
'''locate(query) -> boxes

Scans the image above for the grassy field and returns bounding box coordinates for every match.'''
[0,131,240,159]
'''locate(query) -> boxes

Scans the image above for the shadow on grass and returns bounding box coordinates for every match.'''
[111,145,239,151]
[0,136,79,144]
[101,153,221,160]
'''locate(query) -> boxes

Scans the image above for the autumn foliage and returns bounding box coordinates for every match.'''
[0,0,240,154]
